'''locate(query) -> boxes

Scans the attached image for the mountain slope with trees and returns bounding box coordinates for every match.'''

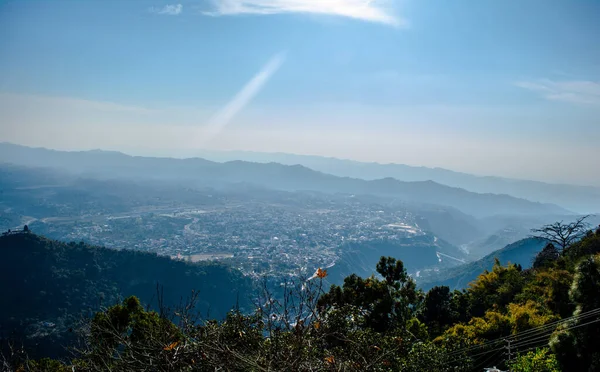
[418,237,548,291]
[0,231,252,359]
[4,225,600,371]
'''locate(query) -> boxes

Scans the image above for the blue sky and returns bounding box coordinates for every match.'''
[1,0,599,185]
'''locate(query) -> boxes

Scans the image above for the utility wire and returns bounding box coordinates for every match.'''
[472,349,505,371]
[441,312,600,368]
[445,307,600,357]
[454,307,600,354]
[510,318,600,353]
[444,345,508,365]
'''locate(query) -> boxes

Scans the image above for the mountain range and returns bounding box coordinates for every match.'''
[191,149,600,214]
[0,143,571,218]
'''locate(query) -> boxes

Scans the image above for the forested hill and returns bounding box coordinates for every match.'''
[6,228,600,371]
[418,237,548,290]
[0,232,252,358]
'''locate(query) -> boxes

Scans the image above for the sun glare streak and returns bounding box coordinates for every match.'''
[196,51,287,146]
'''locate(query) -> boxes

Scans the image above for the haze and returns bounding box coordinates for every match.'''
[1,0,599,186]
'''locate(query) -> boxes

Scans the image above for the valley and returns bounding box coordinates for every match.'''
[1,167,467,281]
[3,144,597,291]
[1,145,598,371]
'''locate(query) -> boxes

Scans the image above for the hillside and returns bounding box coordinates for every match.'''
[0,232,252,358]
[464,227,530,259]
[7,229,600,371]
[325,235,466,286]
[418,237,548,290]
[0,143,570,218]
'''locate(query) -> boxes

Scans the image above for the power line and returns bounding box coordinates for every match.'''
[508,311,600,351]
[441,309,600,369]
[472,349,505,371]
[506,308,600,340]
[510,318,600,354]
[510,344,548,356]
[445,307,600,357]
[444,344,508,365]
[509,332,554,349]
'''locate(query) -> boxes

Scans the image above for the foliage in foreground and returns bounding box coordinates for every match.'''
[508,348,560,372]
[3,226,600,371]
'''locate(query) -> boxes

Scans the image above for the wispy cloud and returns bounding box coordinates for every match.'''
[149,4,183,15]
[197,52,287,144]
[203,0,403,27]
[0,93,158,115]
[516,79,600,106]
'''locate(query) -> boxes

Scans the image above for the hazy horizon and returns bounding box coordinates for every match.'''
[4,140,600,189]
[1,1,599,186]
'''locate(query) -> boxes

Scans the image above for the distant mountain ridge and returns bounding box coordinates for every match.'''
[0,143,570,218]
[190,149,600,214]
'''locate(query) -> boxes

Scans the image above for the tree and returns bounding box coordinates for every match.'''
[508,348,560,372]
[418,286,455,337]
[532,243,559,269]
[441,301,555,347]
[318,256,418,332]
[85,296,183,369]
[531,215,591,251]
[562,230,600,262]
[399,341,468,372]
[517,268,574,318]
[550,254,600,371]
[467,259,525,318]
[376,256,408,285]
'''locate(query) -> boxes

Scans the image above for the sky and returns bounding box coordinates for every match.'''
[0,0,599,186]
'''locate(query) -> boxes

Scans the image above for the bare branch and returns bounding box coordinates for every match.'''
[531,215,591,250]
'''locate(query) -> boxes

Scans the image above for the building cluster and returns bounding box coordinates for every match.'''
[21,196,427,278]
